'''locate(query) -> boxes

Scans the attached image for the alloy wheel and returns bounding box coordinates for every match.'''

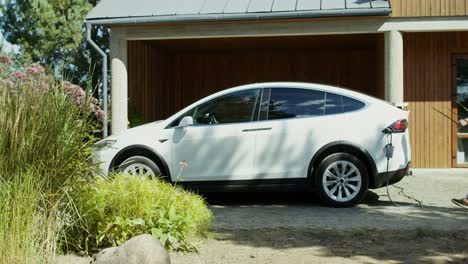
[122,163,155,178]
[322,160,362,202]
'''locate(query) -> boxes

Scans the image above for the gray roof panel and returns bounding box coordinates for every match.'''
[296,0,321,11]
[86,0,392,24]
[247,0,274,13]
[130,0,161,16]
[177,0,205,15]
[223,0,251,13]
[86,0,130,19]
[200,0,229,14]
[321,0,345,10]
[272,0,297,12]
[153,0,179,15]
[347,0,371,9]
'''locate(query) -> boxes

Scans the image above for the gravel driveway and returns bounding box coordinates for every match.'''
[206,171,468,231]
[171,171,468,264]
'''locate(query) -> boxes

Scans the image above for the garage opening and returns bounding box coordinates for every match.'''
[128,34,384,123]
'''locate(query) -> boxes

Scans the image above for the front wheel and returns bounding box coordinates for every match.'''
[315,153,368,207]
[118,156,161,179]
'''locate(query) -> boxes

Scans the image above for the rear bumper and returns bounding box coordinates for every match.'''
[371,162,411,189]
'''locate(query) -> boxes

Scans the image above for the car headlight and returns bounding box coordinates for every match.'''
[94,139,117,150]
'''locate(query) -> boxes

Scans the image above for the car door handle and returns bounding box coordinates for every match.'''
[242,127,272,132]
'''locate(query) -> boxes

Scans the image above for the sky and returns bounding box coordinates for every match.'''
[0,33,18,54]
[0,2,19,54]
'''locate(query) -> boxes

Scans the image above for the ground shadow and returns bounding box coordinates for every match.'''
[201,190,406,206]
[195,190,468,263]
[212,228,468,264]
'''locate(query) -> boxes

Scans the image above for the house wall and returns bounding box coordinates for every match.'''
[404,31,468,168]
[127,32,468,168]
[390,0,468,17]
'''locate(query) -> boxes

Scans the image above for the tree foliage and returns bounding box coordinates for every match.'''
[0,0,108,89]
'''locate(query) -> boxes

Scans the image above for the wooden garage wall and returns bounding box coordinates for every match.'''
[404,32,468,168]
[127,41,174,121]
[390,0,468,17]
[128,35,383,124]
[127,32,468,168]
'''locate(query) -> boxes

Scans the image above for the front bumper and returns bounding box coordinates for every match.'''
[92,147,120,176]
[372,162,411,189]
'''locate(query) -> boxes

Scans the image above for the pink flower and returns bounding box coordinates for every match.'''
[26,63,45,76]
[26,67,40,76]
[179,160,188,168]
[11,71,30,81]
[0,79,14,88]
[38,80,51,91]
[0,56,12,65]
[63,82,86,106]
[95,109,106,121]
[90,97,98,105]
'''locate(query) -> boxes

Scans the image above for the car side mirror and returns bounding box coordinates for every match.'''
[177,116,194,128]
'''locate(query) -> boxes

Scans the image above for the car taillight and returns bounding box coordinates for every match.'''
[383,119,408,134]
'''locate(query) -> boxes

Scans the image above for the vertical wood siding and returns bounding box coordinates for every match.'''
[390,0,468,16]
[128,35,382,123]
[127,32,468,168]
[404,32,468,168]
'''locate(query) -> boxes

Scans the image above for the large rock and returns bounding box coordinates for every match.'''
[92,235,170,264]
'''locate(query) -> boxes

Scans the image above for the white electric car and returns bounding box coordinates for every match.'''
[94,82,411,207]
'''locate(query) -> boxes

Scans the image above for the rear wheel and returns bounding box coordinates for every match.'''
[315,153,368,207]
[118,156,161,179]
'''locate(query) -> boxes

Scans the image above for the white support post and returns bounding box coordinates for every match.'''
[110,29,128,135]
[385,30,404,105]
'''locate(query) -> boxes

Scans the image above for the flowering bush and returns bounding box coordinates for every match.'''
[0,55,213,259]
[0,55,105,263]
[0,55,106,187]
[0,55,105,121]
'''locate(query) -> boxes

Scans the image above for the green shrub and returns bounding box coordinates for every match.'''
[67,175,212,253]
[0,170,62,264]
[0,58,101,191]
[0,57,102,262]
[128,108,145,128]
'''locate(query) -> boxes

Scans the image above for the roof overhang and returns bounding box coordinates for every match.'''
[85,0,392,26]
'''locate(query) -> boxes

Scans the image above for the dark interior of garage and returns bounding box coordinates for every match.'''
[128,34,384,123]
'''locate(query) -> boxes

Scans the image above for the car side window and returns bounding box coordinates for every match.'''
[267,88,326,120]
[323,92,366,115]
[193,89,260,125]
[342,96,366,112]
[324,92,343,115]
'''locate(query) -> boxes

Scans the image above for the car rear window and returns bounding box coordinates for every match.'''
[342,96,366,112]
[266,89,365,120]
[324,92,343,115]
[324,92,366,115]
[268,88,326,120]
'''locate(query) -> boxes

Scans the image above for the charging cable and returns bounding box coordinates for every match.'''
[383,131,423,207]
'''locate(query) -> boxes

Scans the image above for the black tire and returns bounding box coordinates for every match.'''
[118,156,162,179]
[315,153,368,208]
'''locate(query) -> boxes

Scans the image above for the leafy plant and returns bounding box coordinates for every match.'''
[0,0,109,90]
[0,170,62,264]
[0,56,101,263]
[128,108,145,128]
[0,56,102,190]
[67,174,213,253]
